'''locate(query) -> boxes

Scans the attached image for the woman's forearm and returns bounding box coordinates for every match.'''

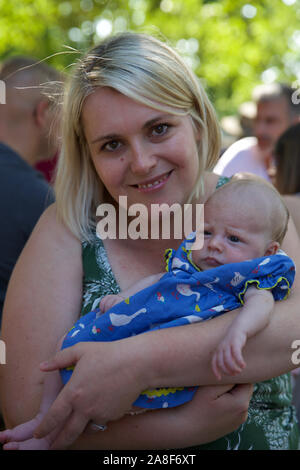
[68,383,252,450]
[137,293,300,390]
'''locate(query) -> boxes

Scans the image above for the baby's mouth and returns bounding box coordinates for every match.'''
[204,257,222,267]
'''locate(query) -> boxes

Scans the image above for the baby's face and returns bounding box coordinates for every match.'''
[193,196,274,270]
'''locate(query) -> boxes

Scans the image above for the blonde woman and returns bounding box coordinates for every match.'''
[1,33,300,450]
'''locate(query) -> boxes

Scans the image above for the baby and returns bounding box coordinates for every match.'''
[0,174,295,449]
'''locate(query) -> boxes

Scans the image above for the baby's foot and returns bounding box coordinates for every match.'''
[2,436,51,450]
[0,414,51,450]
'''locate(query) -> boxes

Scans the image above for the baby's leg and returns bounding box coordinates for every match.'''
[0,339,65,450]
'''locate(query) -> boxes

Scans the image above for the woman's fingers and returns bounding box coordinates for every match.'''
[40,344,82,372]
[191,383,253,442]
[49,412,89,450]
[226,383,254,420]
[213,383,253,428]
[34,388,73,439]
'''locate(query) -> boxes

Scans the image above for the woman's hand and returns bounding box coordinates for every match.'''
[33,336,253,450]
[73,383,253,450]
[172,382,253,447]
[34,340,147,449]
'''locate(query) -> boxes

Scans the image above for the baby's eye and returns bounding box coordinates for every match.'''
[204,230,211,236]
[229,235,240,243]
[151,123,169,137]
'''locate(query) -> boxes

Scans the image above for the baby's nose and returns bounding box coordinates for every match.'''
[208,235,223,251]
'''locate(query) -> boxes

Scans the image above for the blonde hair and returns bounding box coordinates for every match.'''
[54,32,221,242]
[210,173,289,245]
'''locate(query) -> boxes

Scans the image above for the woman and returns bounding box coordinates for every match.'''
[1,33,300,450]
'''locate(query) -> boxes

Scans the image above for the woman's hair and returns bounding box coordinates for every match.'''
[211,173,290,245]
[274,123,300,195]
[54,32,221,242]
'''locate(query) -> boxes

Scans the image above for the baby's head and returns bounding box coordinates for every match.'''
[193,173,289,270]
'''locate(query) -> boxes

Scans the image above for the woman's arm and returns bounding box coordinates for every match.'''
[68,383,253,450]
[0,204,83,427]
[0,205,252,450]
[33,216,300,448]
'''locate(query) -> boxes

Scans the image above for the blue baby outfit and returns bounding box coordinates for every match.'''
[60,233,295,409]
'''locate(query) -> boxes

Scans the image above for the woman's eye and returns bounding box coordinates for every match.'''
[229,235,240,243]
[152,123,169,137]
[102,140,121,152]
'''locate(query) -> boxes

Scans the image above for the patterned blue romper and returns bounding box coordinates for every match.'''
[60,233,295,410]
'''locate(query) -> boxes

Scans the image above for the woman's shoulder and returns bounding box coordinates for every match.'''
[31,203,82,252]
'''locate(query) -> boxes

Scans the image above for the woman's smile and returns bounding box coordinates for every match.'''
[130,170,173,192]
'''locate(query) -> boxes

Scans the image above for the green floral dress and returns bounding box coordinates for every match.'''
[79,176,299,450]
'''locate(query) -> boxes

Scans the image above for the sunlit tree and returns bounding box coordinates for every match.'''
[1,0,299,116]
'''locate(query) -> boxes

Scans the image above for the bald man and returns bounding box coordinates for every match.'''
[0,57,62,323]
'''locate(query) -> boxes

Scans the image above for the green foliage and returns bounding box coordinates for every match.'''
[1,0,299,116]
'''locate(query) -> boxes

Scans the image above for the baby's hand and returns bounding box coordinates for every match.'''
[99,294,125,313]
[0,414,52,450]
[212,330,247,381]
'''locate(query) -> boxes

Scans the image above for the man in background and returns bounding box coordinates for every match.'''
[214,83,300,180]
[0,56,61,324]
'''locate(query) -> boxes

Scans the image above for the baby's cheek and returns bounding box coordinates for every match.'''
[191,249,203,266]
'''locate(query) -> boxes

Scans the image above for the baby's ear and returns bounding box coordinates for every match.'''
[265,241,280,256]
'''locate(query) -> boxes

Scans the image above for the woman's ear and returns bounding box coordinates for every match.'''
[265,241,280,256]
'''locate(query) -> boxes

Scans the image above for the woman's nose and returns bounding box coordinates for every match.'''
[129,141,157,175]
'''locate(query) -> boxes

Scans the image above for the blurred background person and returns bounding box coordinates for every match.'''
[0,56,62,326]
[35,151,58,185]
[273,122,300,427]
[214,83,300,180]
[220,101,256,153]
[274,122,300,235]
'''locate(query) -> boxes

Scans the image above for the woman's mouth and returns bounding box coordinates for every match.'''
[131,171,173,192]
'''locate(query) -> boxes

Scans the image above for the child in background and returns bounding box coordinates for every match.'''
[0,174,295,449]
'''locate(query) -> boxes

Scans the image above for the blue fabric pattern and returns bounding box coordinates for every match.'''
[60,234,295,409]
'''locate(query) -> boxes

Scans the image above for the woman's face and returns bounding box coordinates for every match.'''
[82,87,201,211]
